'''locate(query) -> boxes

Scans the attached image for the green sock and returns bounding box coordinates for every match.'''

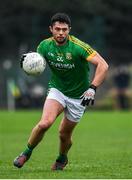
[23,144,34,156]
[56,154,67,163]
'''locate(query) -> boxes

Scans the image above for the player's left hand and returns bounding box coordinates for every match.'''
[81,85,96,106]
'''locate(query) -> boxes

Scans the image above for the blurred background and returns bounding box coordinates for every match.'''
[0,0,132,111]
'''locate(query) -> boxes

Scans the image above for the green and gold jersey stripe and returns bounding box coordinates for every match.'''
[69,35,94,54]
[86,51,97,61]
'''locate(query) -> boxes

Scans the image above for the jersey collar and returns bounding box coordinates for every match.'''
[53,36,69,48]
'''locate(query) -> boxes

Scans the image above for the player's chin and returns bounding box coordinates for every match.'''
[56,37,66,44]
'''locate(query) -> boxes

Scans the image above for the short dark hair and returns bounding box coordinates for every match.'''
[50,13,71,27]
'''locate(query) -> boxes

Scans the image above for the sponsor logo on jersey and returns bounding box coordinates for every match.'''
[49,61,75,70]
[56,56,64,62]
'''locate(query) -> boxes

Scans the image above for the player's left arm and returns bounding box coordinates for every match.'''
[87,52,109,87]
[81,52,108,106]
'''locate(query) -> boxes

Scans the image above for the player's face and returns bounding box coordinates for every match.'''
[50,22,71,45]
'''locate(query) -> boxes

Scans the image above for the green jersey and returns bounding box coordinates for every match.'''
[37,35,96,98]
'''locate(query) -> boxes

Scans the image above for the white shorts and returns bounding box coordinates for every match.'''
[47,88,86,122]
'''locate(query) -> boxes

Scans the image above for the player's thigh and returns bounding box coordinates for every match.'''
[40,99,64,124]
[59,117,78,135]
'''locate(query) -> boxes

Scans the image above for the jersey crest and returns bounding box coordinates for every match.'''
[66,53,72,60]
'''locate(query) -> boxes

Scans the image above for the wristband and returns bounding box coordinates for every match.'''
[89,84,97,92]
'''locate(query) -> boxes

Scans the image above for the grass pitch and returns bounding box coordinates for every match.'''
[0,110,132,179]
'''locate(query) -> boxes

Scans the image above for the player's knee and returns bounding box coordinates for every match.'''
[38,121,51,131]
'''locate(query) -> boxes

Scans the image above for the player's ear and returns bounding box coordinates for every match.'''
[49,26,53,33]
[69,26,71,33]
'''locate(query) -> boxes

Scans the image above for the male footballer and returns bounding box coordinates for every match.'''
[13,13,108,170]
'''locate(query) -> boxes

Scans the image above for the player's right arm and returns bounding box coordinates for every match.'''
[37,41,45,57]
[37,37,53,57]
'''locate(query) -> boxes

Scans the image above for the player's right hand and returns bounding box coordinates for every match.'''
[20,51,33,68]
[20,54,27,68]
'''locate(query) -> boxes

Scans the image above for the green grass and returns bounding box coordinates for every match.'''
[0,110,132,179]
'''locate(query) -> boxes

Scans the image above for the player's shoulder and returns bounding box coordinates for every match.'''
[37,37,54,53]
[39,37,54,46]
[69,35,84,44]
[69,35,91,50]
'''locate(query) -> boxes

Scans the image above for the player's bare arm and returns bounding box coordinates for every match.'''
[81,53,108,106]
[90,52,109,87]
